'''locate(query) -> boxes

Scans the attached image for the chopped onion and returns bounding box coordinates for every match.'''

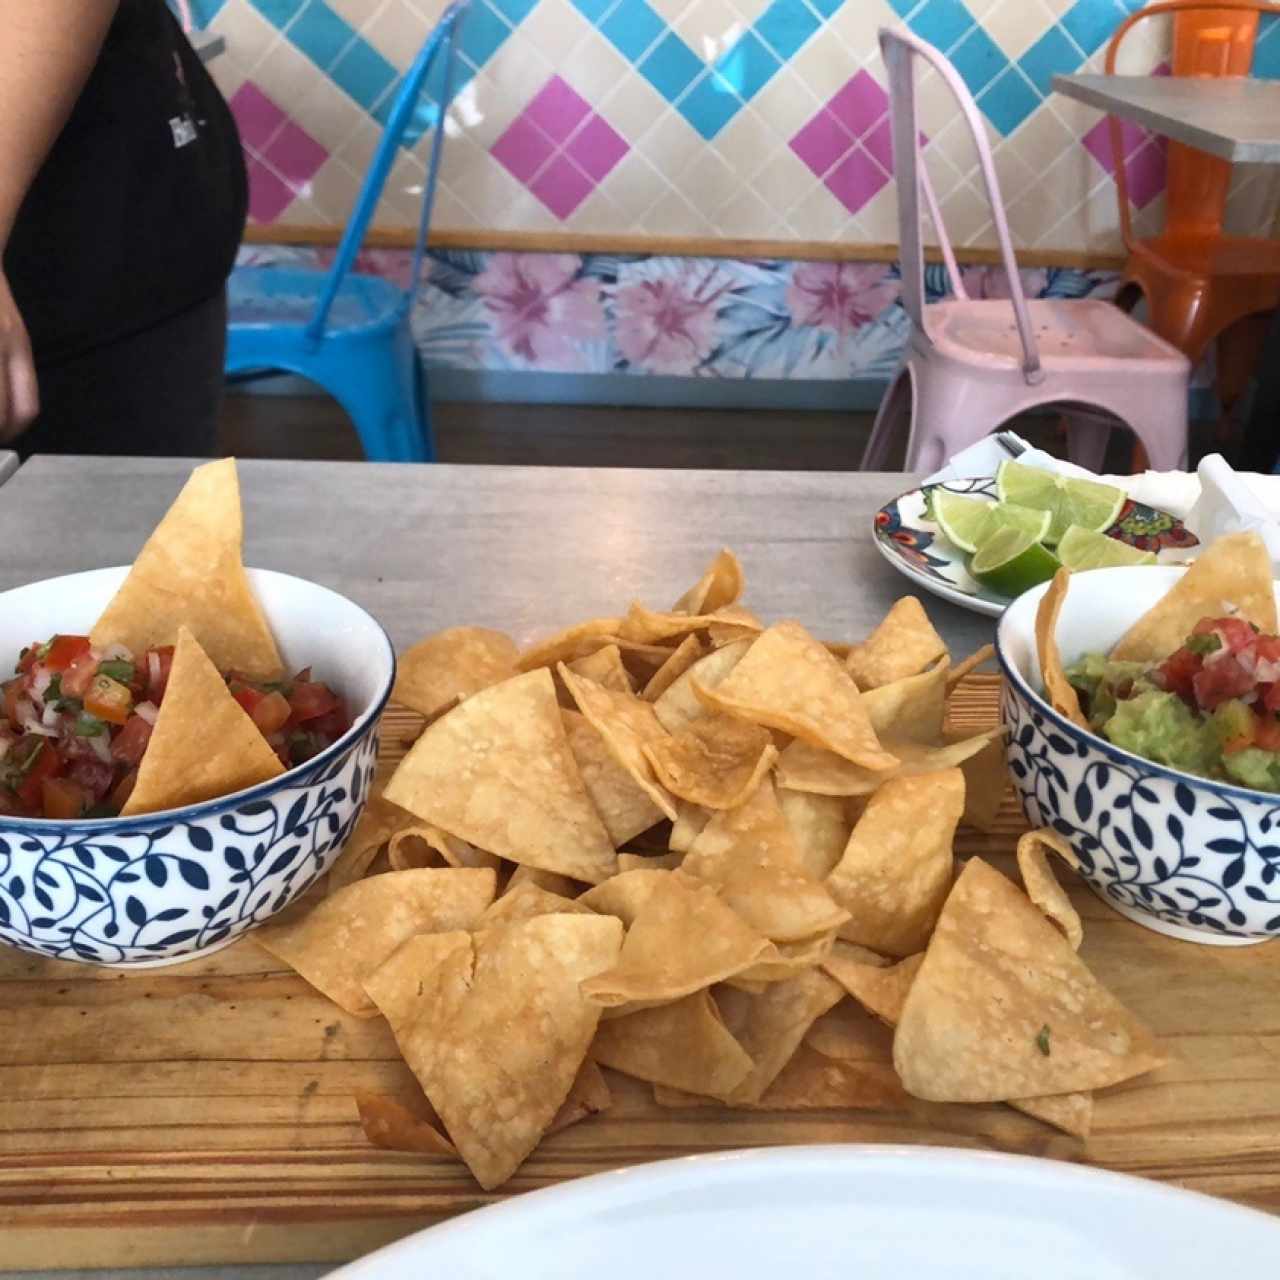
[29,667,53,700]
[1237,648,1258,678]
[86,731,113,764]
[1257,660,1280,684]
[134,700,158,725]
[40,702,61,729]
[18,703,57,737]
[147,651,160,689]
[1242,690,1260,705]
[102,642,132,662]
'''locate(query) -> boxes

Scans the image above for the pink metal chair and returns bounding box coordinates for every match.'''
[861,27,1192,474]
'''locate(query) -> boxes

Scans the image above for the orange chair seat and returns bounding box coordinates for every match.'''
[1131,231,1280,279]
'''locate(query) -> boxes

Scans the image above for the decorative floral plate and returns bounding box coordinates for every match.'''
[873,476,1200,617]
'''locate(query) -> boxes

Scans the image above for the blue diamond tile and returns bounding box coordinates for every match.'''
[977,65,1041,134]
[1060,0,1125,57]
[487,0,539,24]
[807,0,842,15]
[1255,15,1280,79]
[910,0,974,53]
[248,0,305,27]
[330,37,397,110]
[639,30,703,101]
[457,0,511,67]
[716,29,782,103]
[600,0,666,62]
[677,69,741,140]
[886,0,923,16]
[949,24,1008,97]
[1018,24,1082,97]
[286,0,354,72]
[753,0,820,62]
[183,0,227,27]
[570,0,618,21]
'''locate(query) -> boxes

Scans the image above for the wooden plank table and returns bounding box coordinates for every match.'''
[0,457,1276,1277]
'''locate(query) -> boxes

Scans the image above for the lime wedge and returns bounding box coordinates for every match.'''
[933,492,994,554]
[1057,524,1157,571]
[987,501,1052,542]
[995,460,1127,545]
[969,527,1062,596]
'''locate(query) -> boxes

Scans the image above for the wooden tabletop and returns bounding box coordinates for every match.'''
[1053,73,1280,163]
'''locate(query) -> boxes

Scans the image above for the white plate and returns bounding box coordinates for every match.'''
[327,1145,1280,1279]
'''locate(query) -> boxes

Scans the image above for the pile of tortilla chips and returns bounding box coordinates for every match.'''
[258,551,1165,1191]
[94,459,286,815]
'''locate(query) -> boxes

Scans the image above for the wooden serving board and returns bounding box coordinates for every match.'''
[2,676,1279,1271]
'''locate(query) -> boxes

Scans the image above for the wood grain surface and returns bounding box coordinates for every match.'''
[0,677,1277,1271]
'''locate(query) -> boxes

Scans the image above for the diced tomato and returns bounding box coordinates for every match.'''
[1264,682,1280,713]
[16,740,64,808]
[109,769,137,813]
[288,680,338,724]
[68,758,116,804]
[1256,636,1280,665]
[60,650,100,699]
[1193,615,1257,653]
[41,776,87,820]
[251,690,292,736]
[1192,655,1255,711]
[146,646,174,704]
[1254,713,1280,753]
[42,635,91,673]
[231,683,264,716]
[110,714,153,767]
[308,704,349,745]
[84,675,132,726]
[1159,647,1203,701]
[15,643,42,675]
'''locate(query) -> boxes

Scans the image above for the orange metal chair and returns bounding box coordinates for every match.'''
[1107,1,1280,426]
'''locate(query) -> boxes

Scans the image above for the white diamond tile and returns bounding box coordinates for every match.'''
[783,179,851,240]
[600,148,668,220]
[443,132,526,214]
[674,142,745,209]
[599,69,671,145]
[336,116,384,174]
[787,31,857,101]
[989,139,1038,207]
[672,0,746,64]
[1006,102,1076,175]
[561,30,632,104]
[518,0,595,64]
[857,184,900,243]
[822,1,884,62]
[747,64,821,136]
[433,182,480,230]
[567,185,626,233]
[305,155,366,225]
[712,105,784,184]
[636,107,706,175]
[713,186,779,237]
[213,0,283,59]
[245,32,316,98]
[985,0,1059,61]
[641,188,713,235]
[750,146,821,217]
[361,0,428,70]
[475,29,556,110]
[650,0,698,25]
[725,0,772,26]
[938,181,993,247]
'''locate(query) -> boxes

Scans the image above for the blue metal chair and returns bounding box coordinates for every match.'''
[225,2,464,462]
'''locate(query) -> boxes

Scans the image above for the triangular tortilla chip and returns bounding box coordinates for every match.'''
[327,794,416,891]
[566,643,634,694]
[1036,569,1088,728]
[776,788,850,881]
[591,990,754,1100]
[826,769,964,957]
[617,850,683,872]
[822,943,919,1026]
[669,799,712,853]
[558,665,678,821]
[946,643,995,691]
[121,626,284,815]
[387,824,500,873]
[504,864,581,897]
[393,626,518,719]
[805,996,896,1062]
[950,728,1009,832]
[91,458,282,678]
[642,634,706,703]
[619,601,763,646]
[775,730,1000,797]
[683,777,850,943]
[692,621,897,771]
[1111,531,1277,662]
[479,881,593,927]
[861,658,949,743]
[734,928,837,983]
[672,548,745,615]
[642,711,777,810]
[1011,1090,1094,1138]
[894,858,1166,1102]
[1016,829,1083,950]
[561,709,664,846]
[365,914,622,1190]
[256,867,496,1016]
[845,596,948,690]
[652,639,752,734]
[517,617,625,672]
[384,669,617,884]
[355,1091,458,1157]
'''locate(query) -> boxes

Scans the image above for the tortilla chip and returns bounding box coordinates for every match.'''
[503,864,582,897]
[672,548,745,615]
[393,627,519,720]
[327,794,416,891]
[775,730,999,797]
[566,643,634,695]
[90,458,283,678]
[946,643,996,692]
[715,969,845,1103]
[861,659,949,744]
[560,708,664,847]
[590,990,754,1100]
[619,601,763,646]
[952,729,1009,832]
[388,824,502,874]
[652,639,753,734]
[642,634,706,702]
[355,1091,457,1157]
[1016,829,1083,950]
[822,944,919,1026]
[122,626,284,815]
[776,788,850,881]
[693,621,897,771]
[805,996,896,1062]
[256,867,496,1017]
[517,617,625,672]
[845,597,948,690]
[384,669,618,885]
[735,929,837,983]
[642,711,777,810]
[366,914,623,1190]
[617,851,683,872]
[894,858,1166,1102]
[558,665,678,822]
[1111,531,1277,662]
[363,931,474,1032]
[548,1060,613,1134]
[707,607,765,649]
[480,881,593,927]
[1035,570,1088,729]
[683,777,851,943]
[579,870,773,1007]
[669,799,712,853]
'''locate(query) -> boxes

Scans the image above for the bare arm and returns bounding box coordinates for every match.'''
[0,1,119,440]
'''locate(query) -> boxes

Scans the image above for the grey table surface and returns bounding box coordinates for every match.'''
[0,455,996,1280]
[1053,73,1280,163]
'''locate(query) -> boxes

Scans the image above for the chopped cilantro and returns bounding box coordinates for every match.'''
[1035,1024,1051,1057]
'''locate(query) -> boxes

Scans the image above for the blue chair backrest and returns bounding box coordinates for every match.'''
[306,1,467,341]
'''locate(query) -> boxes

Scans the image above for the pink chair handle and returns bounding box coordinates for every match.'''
[879,26,1045,385]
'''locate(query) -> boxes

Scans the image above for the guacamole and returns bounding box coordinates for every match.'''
[1066,615,1280,793]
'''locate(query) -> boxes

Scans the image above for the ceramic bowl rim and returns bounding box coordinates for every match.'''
[0,566,395,833]
[995,579,1280,810]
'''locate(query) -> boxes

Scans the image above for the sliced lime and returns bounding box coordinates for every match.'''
[1057,524,1157,571]
[969,527,1062,597]
[987,501,1052,542]
[933,491,994,554]
[995,460,1127,545]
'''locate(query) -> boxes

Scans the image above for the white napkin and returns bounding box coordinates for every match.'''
[925,435,1280,568]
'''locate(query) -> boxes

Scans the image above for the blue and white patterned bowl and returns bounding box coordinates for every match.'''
[0,567,393,968]
[998,566,1280,947]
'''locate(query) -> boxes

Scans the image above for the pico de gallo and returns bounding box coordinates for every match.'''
[1067,615,1280,793]
[0,635,350,820]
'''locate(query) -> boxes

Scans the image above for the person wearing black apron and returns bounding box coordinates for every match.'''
[0,0,246,457]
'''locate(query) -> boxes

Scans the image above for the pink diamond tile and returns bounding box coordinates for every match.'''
[491,115,558,183]
[246,158,296,223]
[530,154,596,219]
[790,109,854,177]
[1082,115,1149,170]
[824,145,889,215]
[566,114,629,183]
[1125,137,1167,209]
[826,71,889,139]
[524,75,593,144]
[263,121,329,190]
[230,81,287,153]
[862,117,894,174]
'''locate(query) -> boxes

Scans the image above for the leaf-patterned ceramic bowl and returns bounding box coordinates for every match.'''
[0,567,393,967]
[998,566,1280,947]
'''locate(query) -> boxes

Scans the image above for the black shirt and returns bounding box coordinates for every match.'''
[4,0,247,368]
